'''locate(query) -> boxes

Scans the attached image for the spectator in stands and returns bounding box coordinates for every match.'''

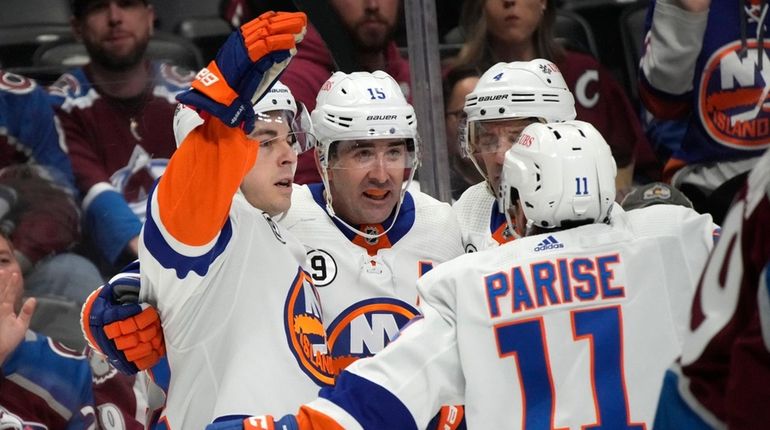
[639,0,768,224]
[443,65,482,200]
[446,0,652,199]
[49,0,194,275]
[0,230,151,428]
[0,70,102,306]
[221,0,410,185]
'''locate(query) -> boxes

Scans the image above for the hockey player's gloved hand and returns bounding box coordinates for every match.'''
[80,261,165,375]
[176,11,307,134]
[207,415,298,430]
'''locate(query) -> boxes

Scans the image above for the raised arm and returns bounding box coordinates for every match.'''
[638,0,710,118]
[152,11,307,247]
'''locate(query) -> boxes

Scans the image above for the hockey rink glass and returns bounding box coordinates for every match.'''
[248,103,316,154]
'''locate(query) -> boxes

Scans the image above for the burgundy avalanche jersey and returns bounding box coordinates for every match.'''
[655,148,770,429]
[0,331,96,429]
[48,62,193,211]
[87,347,152,429]
[0,70,75,191]
[47,62,194,263]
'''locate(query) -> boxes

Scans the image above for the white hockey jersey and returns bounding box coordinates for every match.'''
[453,182,514,253]
[289,204,718,429]
[139,112,334,428]
[279,183,464,370]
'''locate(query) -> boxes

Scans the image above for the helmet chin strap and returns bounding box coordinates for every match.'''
[321,165,417,240]
[502,204,523,241]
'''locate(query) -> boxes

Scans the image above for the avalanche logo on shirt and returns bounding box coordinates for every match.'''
[110,145,168,222]
[87,348,118,384]
[698,40,770,150]
[0,71,35,94]
[326,298,420,372]
[284,268,336,386]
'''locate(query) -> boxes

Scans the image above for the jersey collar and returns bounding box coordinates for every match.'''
[309,183,416,254]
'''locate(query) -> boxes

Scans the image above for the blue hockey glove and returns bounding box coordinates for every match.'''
[80,260,165,375]
[176,11,307,133]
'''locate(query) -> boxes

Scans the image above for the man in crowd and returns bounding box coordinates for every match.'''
[49,0,193,273]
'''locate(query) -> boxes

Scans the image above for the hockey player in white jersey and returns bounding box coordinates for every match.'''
[282,70,465,429]
[453,59,576,252]
[82,12,337,429]
[207,120,719,430]
[282,70,464,372]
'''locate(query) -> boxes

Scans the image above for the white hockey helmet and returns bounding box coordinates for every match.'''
[174,80,314,153]
[313,70,420,168]
[311,71,420,237]
[249,80,315,154]
[462,60,576,186]
[254,80,297,116]
[499,120,616,232]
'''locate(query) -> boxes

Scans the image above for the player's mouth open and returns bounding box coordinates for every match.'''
[275,179,292,188]
[364,189,389,200]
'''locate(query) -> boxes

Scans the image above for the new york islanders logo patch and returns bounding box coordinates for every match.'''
[699,41,770,150]
[284,268,336,386]
[326,297,419,372]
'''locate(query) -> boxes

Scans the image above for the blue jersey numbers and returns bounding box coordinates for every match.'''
[367,88,386,100]
[494,305,645,430]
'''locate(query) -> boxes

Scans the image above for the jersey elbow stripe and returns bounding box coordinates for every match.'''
[144,205,232,279]
[318,372,418,430]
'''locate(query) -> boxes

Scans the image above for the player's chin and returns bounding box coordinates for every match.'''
[267,196,292,217]
[276,188,293,208]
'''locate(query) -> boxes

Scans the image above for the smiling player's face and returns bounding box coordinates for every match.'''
[327,138,409,225]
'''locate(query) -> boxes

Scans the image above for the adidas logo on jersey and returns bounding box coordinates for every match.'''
[534,235,563,252]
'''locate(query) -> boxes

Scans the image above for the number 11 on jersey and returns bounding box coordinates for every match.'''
[494,305,646,429]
